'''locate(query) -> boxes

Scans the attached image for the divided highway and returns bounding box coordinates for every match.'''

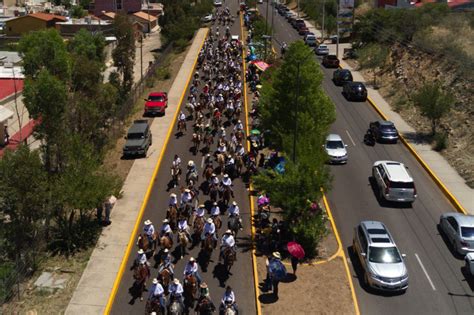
[258,3,474,315]
[110,1,257,313]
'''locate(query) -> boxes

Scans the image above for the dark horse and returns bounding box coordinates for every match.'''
[132,263,150,301]
[228,215,240,237]
[184,274,198,309]
[223,247,236,272]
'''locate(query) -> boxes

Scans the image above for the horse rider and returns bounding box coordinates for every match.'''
[228,201,243,230]
[202,217,218,247]
[195,282,216,314]
[177,216,192,242]
[173,154,182,169]
[209,173,219,186]
[144,219,156,245]
[169,193,178,210]
[218,126,226,139]
[136,249,149,266]
[178,110,186,124]
[187,160,197,174]
[225,154,235,175]
[217,142,227,155]
[181,188,194,207]
[157,248,174,276]
[235,143,245,157]
[169,278,185,310]
[210,202,220,217]
[194,204,206,222]
[204,153,213,166]
[220,286,239,314]
[184,257,202,283]
[234,119,244,131]
[160,219,173,241]
[148,278,165,312]
[219,230,236,262]
[220,174,233,197]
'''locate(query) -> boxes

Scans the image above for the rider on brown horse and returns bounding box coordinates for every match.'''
[177,216,192,242]
[201,218,218,248]
[219,230,236,263]
[160,219,174,241]
[184,257,202,283]
[143,219,156,246]
[157,248,174,279]
[169,278,186,311]
[148,278,165,312]
[228,201,243,230]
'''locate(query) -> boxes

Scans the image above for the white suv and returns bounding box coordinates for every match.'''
[372,161,417,204]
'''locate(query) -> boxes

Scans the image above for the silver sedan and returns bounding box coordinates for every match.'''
[439,212,474,256]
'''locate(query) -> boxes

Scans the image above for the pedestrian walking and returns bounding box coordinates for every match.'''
[291,256,299,275]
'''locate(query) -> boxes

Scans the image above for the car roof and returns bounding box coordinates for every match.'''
[379,120,395,126]
[445,213,474,227]
[360,221,395,247]
[318,44,328,48]
[326,133,343,141]
[149,92,166,96]
[375,160,413,182]
[129,120,148,133]
[337,69,351,74]
[347,81,364,87]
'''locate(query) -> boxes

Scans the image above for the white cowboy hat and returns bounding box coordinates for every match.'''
[188,161,195,166]
[225,229,232,234]
[174,278,180,284]
[199,204,205,208]
[163,219,169,223]
[272,252,282,259]
[213,202,218,206]
[185,188,191,192]
[220,143,225,147]
[207,218,213,223]
[144,220,152,225]
[164,248,169,253]
[152,278,158,284]
[138,249,144,254]
[170,193,177,197]
[193,133,197,136]
[238,120,241,123]
[212,173,216,177]
[190,257,195,262]
[252,142,258,148]
[232,201,237,206]
[224,174,229,178]
[221,127,225,130]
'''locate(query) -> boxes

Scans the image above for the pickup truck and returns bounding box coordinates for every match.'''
[123,120,152,158]
[144,92,168,116]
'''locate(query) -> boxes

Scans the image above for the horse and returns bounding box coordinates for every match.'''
[177,230,189,259]
[177,119,187,133]
[186,170,199,186]
[235,155,244,176]
[203,133,214,151]
[228,215,240,237]
[133,263,150,301]
[184,274,198,307]
[221,186,232,206]
[203,165,214,183]
[216,153,225,174]
[235,129,245,142]
[193,216,205,242]
[137,232,156,253]
[158,267,172,292]
[171,166,181,188]
[169,297,183,315]
[146,298,164,314]
[160,235,173,250]
[209,184,219,203]
[223,247,236,272]
[192,133,201,154]
[179,203,192,222]
[212,215,222,230]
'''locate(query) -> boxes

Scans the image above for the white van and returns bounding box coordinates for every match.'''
[304,34,318,47]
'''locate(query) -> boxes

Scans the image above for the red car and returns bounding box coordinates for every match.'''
[144,92,168,116]
[297,25,309,36]
[322,55,340,68]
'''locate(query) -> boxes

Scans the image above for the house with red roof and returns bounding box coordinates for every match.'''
[5,12,67,37]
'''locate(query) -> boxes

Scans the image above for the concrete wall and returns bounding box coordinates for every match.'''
[92,0,141,15]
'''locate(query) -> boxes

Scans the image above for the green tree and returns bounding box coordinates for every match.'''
[68,29,106,63]
[0,146,49,258]
[70,5,86,18]
[112,12,136,97]
[357,43,388,88]
[18,29,71,82]
[412,82,454,135]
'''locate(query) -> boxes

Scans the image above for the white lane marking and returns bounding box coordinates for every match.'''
[415,253,436,291]
[345,129,356,146]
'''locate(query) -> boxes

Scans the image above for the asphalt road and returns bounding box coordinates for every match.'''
[258,3,474,315]
[110,2,257,314]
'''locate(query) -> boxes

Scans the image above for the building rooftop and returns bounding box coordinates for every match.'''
[27,12,68,22]
[56,18,112,25]
[0,79,24,101]
[132,11,157,22]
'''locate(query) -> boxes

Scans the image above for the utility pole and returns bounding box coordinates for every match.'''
[293,62,300,163]
[321,0,325,41]
[270,0,275,45]
[336,0,340,59]
[140,35,143,82]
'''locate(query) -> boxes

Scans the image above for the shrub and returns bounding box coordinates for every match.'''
[291,212,327,258]
[433,132,448,151]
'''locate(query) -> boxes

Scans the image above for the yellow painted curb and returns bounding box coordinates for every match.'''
[322,192,361,315]
[104,29,210,314]
[241,12,263,315]
[366,96,467,215]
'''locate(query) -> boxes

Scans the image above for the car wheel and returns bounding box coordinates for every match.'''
[378,187,384,201]
[364,272,370,287]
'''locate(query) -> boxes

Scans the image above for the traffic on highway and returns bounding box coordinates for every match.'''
[258,2,474,314]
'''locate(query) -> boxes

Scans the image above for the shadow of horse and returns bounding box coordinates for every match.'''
[197,248,213,273]
[212,263,231,287]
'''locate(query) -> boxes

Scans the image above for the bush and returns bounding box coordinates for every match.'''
[291,212,327,258]
[173,38,189,53]
[433,132,448,151]
[156,66,171,81]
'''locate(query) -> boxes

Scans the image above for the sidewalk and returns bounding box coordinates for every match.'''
[65,28,208,315]
[297,14,473,213]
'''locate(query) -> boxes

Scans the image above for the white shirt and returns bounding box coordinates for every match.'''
[228,204,240,216]
[221,234,235,247]
[222,291,235,304]
[210,176,219,185]
[203,222,216,235]
[194,207,205,217]
[211,205,220,216]
[179,112,186,121]
[153,283,164,296]
[173,157,181,167]
[184,262,198,275]
[144,224,155,237]
[169,283,184,296]
[178,220,189,230]
[234,123,243,131]
[226,157,235,166]
[169,196,178,206]
[181,192,193,204]
[218,145,227,153]
[222,177,232,186]
[236,146,245,156]
[137,253,147,264]
[161,224,172,234]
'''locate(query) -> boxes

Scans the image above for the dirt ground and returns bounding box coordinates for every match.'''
[1,43,192,315]
[255,226,355,315]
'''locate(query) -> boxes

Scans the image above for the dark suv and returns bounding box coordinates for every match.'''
[322,55,340,68]
[123,120,152,157]
[332,69,353,86]
[343,82,367,101]
[369,120,399,143]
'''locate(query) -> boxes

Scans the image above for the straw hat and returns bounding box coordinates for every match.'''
[207,218,213,224]
[272,252,281,259]
[138,249,144,255]
[152,278,158,284]
[144,220,152,225]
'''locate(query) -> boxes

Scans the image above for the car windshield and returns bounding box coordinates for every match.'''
[390,181,414,189]
[128,132,145,140]
[368,246,402,263]
[148,95,165,102]
[326,140,344,149]
[380,124,395,131]
[461,227,474,238]
[327,55,338,60]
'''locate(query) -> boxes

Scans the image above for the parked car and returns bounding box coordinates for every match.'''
[332,69,353,86]
[257,0,263,3]
[144,92,168,116]
[329,35,338,44]
[353,221,408,292]
[322,54,340,68]
[284,11,294,19]
[287,15,297,26]
[324,134,348,164]
[123,120,152,158]
[369,120,399,143]
[342,81,367,101]
[439,213,474,256]
[201,13,213,23]
[214,0,222,6]
[372,160,417,204]
[297,26,309,35]
[293,19,305,29]
[304,33,318,46]
[314,44,329,55]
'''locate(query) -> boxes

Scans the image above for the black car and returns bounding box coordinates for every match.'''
[322,55,340,68]
[332,69,353,86]
[369,120,399,143]
[123,120,153,157]
[293,19,305,29]
[343,82,367,101]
